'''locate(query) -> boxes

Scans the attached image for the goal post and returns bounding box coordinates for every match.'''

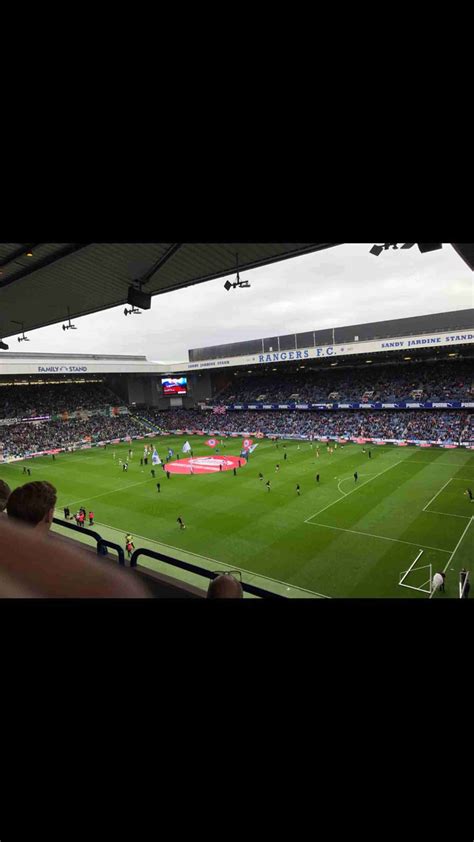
[399,550,433,595]
[459,570,470,599]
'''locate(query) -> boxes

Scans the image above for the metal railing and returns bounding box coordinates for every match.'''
[52,518,125,565]
[52,518,286,597]
[130,547,286,599]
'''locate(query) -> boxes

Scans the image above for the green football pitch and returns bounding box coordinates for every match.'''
[1,436,473,598]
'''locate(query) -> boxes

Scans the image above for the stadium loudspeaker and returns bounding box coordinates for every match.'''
[0,340,9,350]
[451,243,474,271]
[417,243,442,253]
[369,244,384,256]
[127,286,151,310]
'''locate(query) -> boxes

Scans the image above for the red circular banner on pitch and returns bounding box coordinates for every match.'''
[163,456,245,475]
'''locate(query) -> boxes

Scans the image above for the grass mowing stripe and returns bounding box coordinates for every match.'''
[305,521,451,553]
[59,479,152,509]
[404,460,474,466]
[304,459,404,523]
[70,515,331,598]
[422,479,452,512]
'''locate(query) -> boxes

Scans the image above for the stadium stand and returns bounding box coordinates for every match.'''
[0,380,121,417]
[214,361,473,404]
[136,408,472,444]
[0,359,472,458]
[0,416,152,457]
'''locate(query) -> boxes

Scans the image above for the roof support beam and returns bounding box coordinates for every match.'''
[0,244,92,290]
[136,243,183,286]
[0,244,42,268]
[148,243,344,295]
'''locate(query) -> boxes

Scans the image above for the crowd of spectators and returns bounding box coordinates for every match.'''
[0,381,121,418]
[136,408,473,444]
[1,407,469,456]
[0,415,150,457]
[215,361,473,404]
[0,364,472,457]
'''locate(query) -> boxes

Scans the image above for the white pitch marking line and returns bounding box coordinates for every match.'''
[304,459,404,524]
[442,517,474,574]
[430,517,474,599]
[305,521,451,554]
[337,479,348,496]
[422,479,452,512]
[423,510,470,520]
[62,516,331,598]
[59,478,152,509]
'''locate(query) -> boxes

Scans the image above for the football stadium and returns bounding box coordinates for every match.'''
[0,242,473,598]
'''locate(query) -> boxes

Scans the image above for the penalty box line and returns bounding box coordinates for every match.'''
[429,517,474,598]
[423,478,473,519]
[422,478,453,512]
[304,459,404,524]
[305,521,451,554]
[442,516,474,574]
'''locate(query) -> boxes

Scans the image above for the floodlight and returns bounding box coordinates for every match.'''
[224,253,251,290]
[62,307,77,331]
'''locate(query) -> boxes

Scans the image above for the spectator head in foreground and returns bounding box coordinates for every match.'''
[0,515,151,598]
[6,481,57,531]
[207,573,244,599]
[0,479,11,512]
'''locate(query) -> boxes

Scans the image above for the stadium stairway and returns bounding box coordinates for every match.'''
[127,412,162,435]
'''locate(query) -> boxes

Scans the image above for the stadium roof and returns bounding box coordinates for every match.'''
[0,243,339,340]
[189,309,474,362]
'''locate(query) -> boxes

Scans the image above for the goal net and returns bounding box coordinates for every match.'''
[399,550,432,595]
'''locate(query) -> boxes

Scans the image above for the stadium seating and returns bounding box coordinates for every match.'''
[0,362,472,458]
[0,415,151,457]
[135,407,472,444]
[214,361,473,404]
[0,381,120,417]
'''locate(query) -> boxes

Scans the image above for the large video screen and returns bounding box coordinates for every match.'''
[162,377,188,396]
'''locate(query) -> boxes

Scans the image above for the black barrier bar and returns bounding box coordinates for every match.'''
[97,539,126,566]
[129,547,286,599]
[52,518,125,565]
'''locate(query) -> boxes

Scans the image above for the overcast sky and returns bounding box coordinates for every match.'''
[21,243,473,362]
